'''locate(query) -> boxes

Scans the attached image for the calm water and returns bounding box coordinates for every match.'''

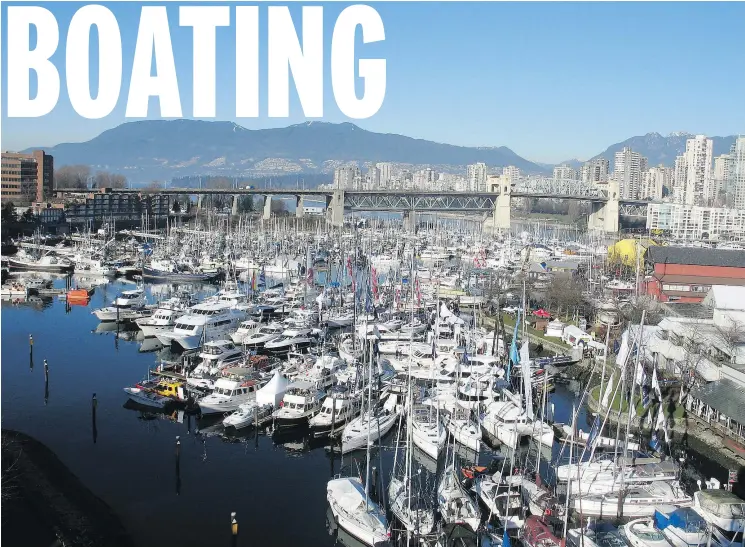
[1,277,734,547]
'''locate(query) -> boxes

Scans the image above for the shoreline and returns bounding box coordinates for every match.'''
[557,360,745,471]
[1,429,134,547]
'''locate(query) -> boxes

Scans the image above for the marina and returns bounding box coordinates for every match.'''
[2,218,744,547]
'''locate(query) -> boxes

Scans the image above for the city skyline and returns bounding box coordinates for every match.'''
[2,2,745,162]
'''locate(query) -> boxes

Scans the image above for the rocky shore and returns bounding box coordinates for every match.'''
[1,429,134,547]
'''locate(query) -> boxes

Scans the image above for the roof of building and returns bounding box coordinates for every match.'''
[646,246,745,268]
[652,274,745,287]
[690,378,745,425]
[660,302,715,320]
[702,286,745,311]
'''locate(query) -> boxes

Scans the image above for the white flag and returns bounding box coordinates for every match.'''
[652,366,662,400]
[520,341,533,420]
[601,372,615,409]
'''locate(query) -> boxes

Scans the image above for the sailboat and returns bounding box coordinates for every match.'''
[327,294,391,547]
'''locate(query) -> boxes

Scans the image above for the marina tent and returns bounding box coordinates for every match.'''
[256,370,291,408]
[607,238,657,267]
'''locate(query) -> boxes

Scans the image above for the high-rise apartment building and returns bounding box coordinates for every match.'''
[581,158,610,185]
[713,153,733,205]
[1,150,54,204]
[614,147,648,199]
[467,162,487,192]
[553,164,578,181]
[641,165,672,200]
[377,162,392,186]
[731,137,745,210]
[333,166,360,189]
[673,135,713,205]
[503,166,521,180]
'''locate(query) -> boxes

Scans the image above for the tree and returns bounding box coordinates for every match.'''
[270,199,288,215]
[93,171,127,189]
[1,202,17,223]
[20,209,35,223]
[714,318,745,363]
[237,196,254,213]
[55,165,90,189]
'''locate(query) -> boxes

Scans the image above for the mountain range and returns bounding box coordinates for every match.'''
[30,120,549,181]
[591,132,737,167]
[27,121,739,182]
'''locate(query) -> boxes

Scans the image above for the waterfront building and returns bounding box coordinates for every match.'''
[614,147,648,200]
[713,153,733,206]
[1,150,54,205]
[643,246,745,303]
[64,193,170,225]
[646,202,745,242]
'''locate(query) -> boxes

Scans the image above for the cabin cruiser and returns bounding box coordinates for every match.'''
[264,328,316,355]
[192,340,244,375]
[481,399,554,449]
[136,307,183,337]
[654,506,709,547]
[309,386,361,436]
[230,319,261,344]
[241,323,284,349]
[273,381,325,427]
[223,401,274,430]
[157,302,246,350]
[619,517,672,547]
[92,288,149,321]
[693,487,745,535]
[198,377,259,415]
[293,354,345,392]
[556,457,680,495]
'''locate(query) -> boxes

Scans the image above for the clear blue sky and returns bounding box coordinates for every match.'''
[2,1,744,163]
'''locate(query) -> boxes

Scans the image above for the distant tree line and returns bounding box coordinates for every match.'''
[55,165,127,189]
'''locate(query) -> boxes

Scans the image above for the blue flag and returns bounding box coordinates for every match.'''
[507,311,521,381]
[258,267,266,288]
[503,529,512,547]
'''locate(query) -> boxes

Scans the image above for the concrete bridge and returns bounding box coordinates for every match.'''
[56,179,652,233]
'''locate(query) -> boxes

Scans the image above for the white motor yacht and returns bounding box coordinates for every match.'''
[264,328,316,355]
[192,340,244,375]
[273,381,324,427]
[241,323,285,349]
[655,506,709,547]
[693,487,745,535]
[619,517,672,547]
[481,399,554,449]
[156,302,246,350]
[198,377,259,415]
[92,288,148,321]
[309,388,361,436]
[230,319,261,344]
[136,306,183,337]
[223,401,274,429]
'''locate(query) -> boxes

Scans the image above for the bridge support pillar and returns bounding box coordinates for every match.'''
[231,194,239,216]
[588,180,619,233]
[263,195,272,221]
[197,194,204,210]
[326,190,344,228]
[487,182,511,231]
[296,195,305,218]
[403,211,416,232]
